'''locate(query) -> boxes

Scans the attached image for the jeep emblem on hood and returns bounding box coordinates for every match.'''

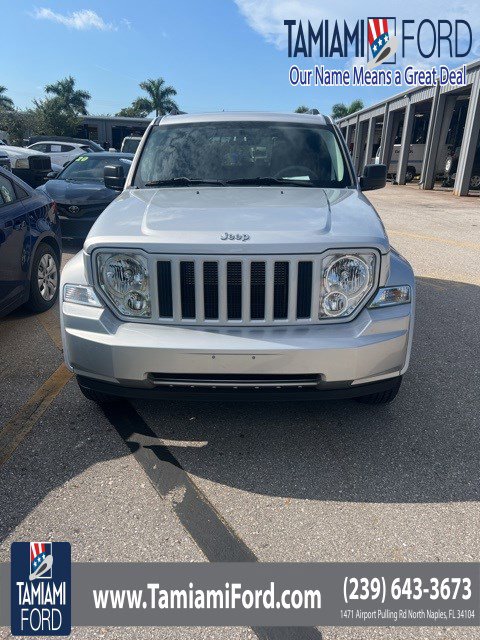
[221,232,250,242]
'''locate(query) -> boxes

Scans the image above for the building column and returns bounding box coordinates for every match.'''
[352,116,362,174]
[345,124,353,154]
[453,76,480,196]
[420,83,444,190]
[363,117,375,168]
[397,100,415,185]
[379,105,395,167]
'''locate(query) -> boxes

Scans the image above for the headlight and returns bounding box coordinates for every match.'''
[15,157,30,169]
[96,252,151,317]
[319,252,376,318]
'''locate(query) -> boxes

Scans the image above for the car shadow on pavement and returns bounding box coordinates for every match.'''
[0,276,479,549]
[132,276,480,504]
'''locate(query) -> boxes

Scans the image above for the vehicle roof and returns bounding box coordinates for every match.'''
[29,141,87,146]
[154,111,331,126]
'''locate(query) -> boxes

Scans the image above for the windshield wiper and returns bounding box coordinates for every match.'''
[224,177,315,187]
[144,177,225,187]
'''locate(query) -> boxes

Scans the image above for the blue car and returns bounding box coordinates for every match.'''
[0,167,61,318]
[37,152,133,239]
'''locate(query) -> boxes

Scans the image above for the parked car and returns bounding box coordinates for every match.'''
[0,141,51,188]
[60,111,414,406]
[37,152,133,239]
[120,136,142,154]
[0,167,61,317]
[0,149,11,171]
[443,144,480,189]
[374,143,449,182]
[27,141,93,167]
[28,136,104,153]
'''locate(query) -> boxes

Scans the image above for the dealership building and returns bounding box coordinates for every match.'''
[77,115,151,150]
[337,58,480,196]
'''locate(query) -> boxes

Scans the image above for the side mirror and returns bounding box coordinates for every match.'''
[104,164,126,191]
[360,163,387,191]
[46,171,58,180]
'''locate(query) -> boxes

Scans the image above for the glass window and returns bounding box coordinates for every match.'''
[30,143,48,153]
[0,174,17,205]
[50,144,62,153]
[134,121,352,189]
[58,155,132,182]
[61,145,75,152]
[15,184,29,199]
[411,114,429,144]
[122,138,141,154]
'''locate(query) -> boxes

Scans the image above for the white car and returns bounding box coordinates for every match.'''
[120,136,142,154]
[27,141,92,167]
[375,142,449,182]
[0,141,51,187]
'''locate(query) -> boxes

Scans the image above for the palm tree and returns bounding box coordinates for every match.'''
[331,99,364,121]
[138,78,178,116]
[295,105,310,113]
[0,86,14,110]
[44,76,91,115]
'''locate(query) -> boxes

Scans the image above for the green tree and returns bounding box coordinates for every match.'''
[32,97,81,137]
[331,99,364,120]
[137,78,178,116]
[295,105,310,113]
[44,76,91,115]
[0,86,14,111]
[116,98,152,118]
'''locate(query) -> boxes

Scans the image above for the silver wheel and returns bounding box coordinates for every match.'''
[470,174,480,189]
[37,253,58,301]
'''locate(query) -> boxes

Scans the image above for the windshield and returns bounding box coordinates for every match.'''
[58,155,132,182]
[134,121,352,188]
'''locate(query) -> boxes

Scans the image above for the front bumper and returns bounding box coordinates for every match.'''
[62,299,413,396]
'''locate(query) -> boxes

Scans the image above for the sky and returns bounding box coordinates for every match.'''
[1,0,479,118]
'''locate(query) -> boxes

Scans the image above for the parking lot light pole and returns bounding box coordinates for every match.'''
[397,100,415,185]
[453,75,480,196]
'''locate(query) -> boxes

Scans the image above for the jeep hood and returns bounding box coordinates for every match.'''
[84,186,389,255]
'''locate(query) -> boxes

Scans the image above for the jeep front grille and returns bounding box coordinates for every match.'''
[156,255,322,326]
[28,155,51,172]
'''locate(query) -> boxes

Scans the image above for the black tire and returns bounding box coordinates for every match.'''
[355,376,402,405]
[77,378,119,405]
[405,167,415,183]
[25,242,60,313]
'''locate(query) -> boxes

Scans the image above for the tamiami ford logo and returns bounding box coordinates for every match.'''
[285,17,471,87]
[10,542,71,636]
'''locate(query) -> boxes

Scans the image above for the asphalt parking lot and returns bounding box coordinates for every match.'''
[0,183,479,640]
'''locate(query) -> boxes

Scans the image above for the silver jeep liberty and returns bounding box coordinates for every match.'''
[60,112,415,405]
